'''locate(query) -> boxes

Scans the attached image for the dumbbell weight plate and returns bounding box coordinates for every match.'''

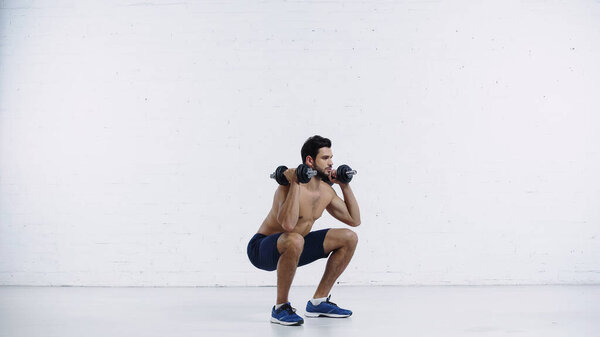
[296,164,316,184]
[273,165,289,186]
[336,164,354,184]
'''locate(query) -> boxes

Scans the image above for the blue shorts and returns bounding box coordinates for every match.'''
[247,229,331,271]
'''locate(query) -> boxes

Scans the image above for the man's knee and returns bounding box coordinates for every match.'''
[341,228,358,248]
[278,232,305,255]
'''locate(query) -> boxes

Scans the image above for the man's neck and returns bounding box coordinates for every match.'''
[306,176,321,191]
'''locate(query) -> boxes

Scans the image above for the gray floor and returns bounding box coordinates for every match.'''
[1,285,599,337]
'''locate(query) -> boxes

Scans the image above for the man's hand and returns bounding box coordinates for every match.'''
[283,168,298,184]
[328,169,347,186]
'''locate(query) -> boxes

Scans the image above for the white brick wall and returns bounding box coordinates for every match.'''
[1,0,599,286]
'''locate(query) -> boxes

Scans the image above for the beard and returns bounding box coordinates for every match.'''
[316,169,329,180]
[315,166,332,182]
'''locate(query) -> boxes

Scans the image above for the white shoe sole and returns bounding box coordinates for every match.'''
[270,317,303,326]
[305,312,351,318]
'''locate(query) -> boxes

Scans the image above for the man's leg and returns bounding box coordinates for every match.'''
[276,232,304,304]
[313,228,358,298]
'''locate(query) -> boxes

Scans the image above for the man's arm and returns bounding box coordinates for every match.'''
[275,170,301,232]
[326,184,361,227]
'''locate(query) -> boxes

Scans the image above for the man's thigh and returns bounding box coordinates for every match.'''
[248,229,332,270]
[322,228,359,254]
[247,232,283,271]
[298,228,331,267]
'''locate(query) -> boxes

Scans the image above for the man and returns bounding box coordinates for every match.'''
[247,135,361,326]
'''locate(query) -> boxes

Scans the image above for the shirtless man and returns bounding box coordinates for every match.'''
[247,135,361,326]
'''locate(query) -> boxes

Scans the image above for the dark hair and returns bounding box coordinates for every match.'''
[301,135,331,164]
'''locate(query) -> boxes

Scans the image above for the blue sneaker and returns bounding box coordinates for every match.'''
[305,295,352,318]
[271,303,304,326]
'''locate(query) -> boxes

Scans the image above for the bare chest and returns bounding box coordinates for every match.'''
[298,188,330,221]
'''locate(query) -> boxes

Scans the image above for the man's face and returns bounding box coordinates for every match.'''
[311,147,333,179]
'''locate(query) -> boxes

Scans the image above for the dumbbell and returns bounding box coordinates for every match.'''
[270,164,318,185]
[335,164,358,184]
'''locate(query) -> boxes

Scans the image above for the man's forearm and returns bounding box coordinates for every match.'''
[277,183,301,231]
[340,184,361,226]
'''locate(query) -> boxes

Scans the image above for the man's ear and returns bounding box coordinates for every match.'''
[305,156,314,168]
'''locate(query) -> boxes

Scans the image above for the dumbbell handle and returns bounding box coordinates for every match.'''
[269,169,318,179]
[270,165,318,185]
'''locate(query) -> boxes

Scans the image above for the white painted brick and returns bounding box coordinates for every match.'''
[1,0,600,286]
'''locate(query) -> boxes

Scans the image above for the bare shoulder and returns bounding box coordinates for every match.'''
[270,184,289,206]
[319,180,337,201]
[276,184,290,193]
